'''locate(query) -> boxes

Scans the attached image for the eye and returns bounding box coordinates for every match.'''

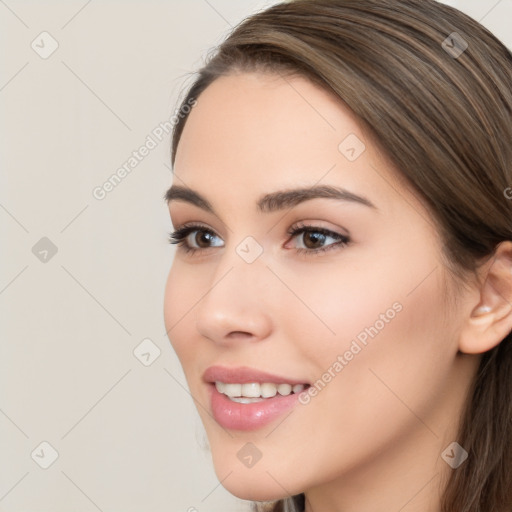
[167,223,224,254]
[285,222,350,255]
[167,222,350,256]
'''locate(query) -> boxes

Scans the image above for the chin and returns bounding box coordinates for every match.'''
[209,451,302,502]
[217,475,289,502]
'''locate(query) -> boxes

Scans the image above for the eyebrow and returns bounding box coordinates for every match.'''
[164,184,377,214]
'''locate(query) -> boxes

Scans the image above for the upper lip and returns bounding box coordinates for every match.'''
[203,365,309,386]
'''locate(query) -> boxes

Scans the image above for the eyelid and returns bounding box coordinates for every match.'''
[288,220,350,239]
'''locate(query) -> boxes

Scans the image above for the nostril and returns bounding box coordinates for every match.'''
[226,331,253,339]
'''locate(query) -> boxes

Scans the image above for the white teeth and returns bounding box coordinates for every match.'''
[260,383,278,398]
[221,383,242,397]
[277,383,292,396]
[215,381,307,399]
[292,384,305,394]
[229,396,265,404]
[241,383,261,398]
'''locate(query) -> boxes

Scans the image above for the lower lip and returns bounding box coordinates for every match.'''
[209,384,306,431]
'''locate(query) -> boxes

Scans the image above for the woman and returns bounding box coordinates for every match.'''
[163,1,512,511]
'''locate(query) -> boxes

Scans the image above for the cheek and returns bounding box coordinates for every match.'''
[163,263,199,360]
[299,259,452,442]
[285,237,448,366]
[283,248,453,432]
[276,257,406,370]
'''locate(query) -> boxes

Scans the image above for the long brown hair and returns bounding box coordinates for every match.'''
[169,1,512,510]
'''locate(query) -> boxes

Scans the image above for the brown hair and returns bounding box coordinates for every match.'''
[169,1,512,510]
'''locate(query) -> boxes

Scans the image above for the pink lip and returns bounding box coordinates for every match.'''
[203,365,308,386]
[203,365,310,431]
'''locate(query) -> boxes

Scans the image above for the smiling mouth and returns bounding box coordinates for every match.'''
[205,366,312,430]
[214,381,310,403]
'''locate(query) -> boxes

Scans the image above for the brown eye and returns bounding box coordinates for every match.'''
[168,224,224,253]
[286,225,350,255]
[301,231,327,249]
[192,230,216,248]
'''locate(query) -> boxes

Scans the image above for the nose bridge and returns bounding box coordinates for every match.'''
[213,231,270,299]
[195,237,273,342]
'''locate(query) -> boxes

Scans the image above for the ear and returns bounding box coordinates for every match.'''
[458,241,512,354]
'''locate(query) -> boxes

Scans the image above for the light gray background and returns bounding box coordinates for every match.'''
[1,1,510,511]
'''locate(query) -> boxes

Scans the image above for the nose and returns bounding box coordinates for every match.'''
[194,256,273,346]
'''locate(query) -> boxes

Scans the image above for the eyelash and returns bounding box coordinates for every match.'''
[167,222,350,256]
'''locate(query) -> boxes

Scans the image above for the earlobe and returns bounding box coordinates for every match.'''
[458,241,512,355]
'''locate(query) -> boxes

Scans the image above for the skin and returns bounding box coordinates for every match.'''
[164,72,512,512]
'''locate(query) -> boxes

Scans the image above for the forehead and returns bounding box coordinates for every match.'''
[175,73,370,180]
[179,73,359,152]
[171,71,425,221]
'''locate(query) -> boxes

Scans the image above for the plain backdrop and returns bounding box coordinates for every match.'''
[1,1,511,511]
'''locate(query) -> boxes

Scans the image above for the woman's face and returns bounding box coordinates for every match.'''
[164,72,474,503]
